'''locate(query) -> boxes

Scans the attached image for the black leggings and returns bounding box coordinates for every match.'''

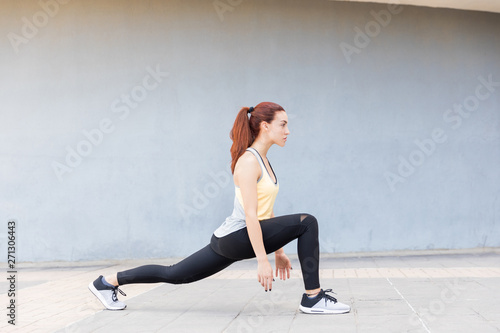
[117,214,320,290]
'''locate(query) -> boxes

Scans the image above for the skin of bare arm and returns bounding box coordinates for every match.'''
[234,151,274,291]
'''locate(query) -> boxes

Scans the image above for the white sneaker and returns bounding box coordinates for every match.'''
[88,275,127,310]
[299,289,350,314]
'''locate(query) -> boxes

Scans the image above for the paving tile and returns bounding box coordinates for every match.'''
[425,314,500,333]
[2,249,497,332]
[224,314,294,333]
[355,299,414,316]
[289,312,357,333]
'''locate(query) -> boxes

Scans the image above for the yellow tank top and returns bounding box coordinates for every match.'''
[235,147,279,220]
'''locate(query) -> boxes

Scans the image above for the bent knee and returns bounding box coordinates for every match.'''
[300,214,317,225]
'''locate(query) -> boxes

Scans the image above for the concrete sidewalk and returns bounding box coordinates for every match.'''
[1,248,499,333]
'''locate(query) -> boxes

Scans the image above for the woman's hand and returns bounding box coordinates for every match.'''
[275,252,291,281]
[257,259,274,291]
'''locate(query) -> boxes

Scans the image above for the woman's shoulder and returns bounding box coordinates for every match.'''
[234,151,260,175]
[236,151,259,167]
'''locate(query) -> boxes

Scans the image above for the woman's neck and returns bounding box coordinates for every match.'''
[251,139,272,159]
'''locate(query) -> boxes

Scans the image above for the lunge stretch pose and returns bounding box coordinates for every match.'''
[89,102,350,314]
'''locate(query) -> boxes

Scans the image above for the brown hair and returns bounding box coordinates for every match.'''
[229,102,285,174]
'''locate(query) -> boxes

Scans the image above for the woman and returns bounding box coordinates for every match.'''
[89,102,350,314]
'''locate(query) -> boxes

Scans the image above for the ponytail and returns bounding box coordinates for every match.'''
[229,102,285,174]
[230,107,253,174]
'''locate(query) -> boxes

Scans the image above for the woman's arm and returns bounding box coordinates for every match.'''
[235,152,274,291]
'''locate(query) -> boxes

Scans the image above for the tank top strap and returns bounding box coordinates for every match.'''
[246,147,266,182]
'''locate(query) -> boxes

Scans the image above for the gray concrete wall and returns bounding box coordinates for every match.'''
[1,0,499,262]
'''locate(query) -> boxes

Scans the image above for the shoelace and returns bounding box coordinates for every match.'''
[321,289,338,305]
[111,286,127,302]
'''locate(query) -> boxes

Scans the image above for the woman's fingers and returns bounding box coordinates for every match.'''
[258,274,266,288]
[260,261,274,291]
[258,274,274,290]
[262,276,270,291]
[272,267,292,281]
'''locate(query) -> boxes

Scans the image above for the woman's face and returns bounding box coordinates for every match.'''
[264,110,290,147]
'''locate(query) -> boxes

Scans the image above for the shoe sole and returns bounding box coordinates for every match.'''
[88,282,126,310]
[299,305,350,314]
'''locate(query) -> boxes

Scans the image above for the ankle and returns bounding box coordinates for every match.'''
[305,288,321,298]
[104,274,119,287]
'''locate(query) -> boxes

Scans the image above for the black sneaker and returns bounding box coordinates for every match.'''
[299,289,350,314]
[88,275,127,310]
